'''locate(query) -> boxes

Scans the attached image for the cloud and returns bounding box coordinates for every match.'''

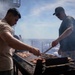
[15,19,59,39]
[15,0,75,39]
[29,0,63,16]
[30,0,75,17]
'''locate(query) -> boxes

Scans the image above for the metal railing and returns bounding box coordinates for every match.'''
[0,0,21,7]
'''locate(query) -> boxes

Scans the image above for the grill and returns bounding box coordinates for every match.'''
[13,51,75,75]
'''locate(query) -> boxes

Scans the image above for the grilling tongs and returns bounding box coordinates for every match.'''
[39,46,53,58]
[42,46,53,54]
[42,42,53,54]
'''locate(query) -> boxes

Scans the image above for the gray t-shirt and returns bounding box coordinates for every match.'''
[59,16,75,51]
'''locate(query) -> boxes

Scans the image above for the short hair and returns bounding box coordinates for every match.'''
[7,8,21,18]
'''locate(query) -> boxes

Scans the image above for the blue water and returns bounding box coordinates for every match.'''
[23,39,60,57]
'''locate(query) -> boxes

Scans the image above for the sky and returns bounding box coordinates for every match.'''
[0,0,75,39]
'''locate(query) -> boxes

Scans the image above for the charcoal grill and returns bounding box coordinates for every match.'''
[13,52,75,75]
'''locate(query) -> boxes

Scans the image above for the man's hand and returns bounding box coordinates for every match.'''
[52,39,59,47]
[30,47,41,56]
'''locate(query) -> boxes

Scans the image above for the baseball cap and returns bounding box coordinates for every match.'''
[53,7,65,15]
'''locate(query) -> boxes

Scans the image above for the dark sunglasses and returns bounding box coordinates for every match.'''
[56,13,60,16]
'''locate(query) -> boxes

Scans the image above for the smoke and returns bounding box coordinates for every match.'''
[0,1,11,19]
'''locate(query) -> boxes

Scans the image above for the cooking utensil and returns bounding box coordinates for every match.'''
[38,46,53,58]
[42,46,53,54]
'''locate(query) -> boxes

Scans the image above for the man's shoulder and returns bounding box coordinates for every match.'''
[0,19,12,31]
[0,19,7,25]
[67,16,74,20]
[0,19,13,34]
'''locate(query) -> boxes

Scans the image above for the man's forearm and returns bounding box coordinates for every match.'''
[57,26,72,42]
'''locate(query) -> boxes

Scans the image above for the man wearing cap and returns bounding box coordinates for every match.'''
[51,6,75,65]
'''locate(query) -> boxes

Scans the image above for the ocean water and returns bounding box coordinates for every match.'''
[23,39,60,57]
